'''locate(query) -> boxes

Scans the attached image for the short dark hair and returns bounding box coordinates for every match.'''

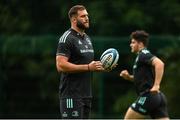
[68,5,86,19]
[130,30,149,46]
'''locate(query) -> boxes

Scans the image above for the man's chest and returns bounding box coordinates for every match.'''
[73,38,94,54]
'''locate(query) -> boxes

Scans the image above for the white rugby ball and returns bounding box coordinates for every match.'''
[100,48,119,70]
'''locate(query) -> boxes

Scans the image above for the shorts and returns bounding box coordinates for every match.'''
[60,98,92,119]
[130,91,169,119]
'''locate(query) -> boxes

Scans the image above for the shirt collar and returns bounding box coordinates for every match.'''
[70,28,85,37]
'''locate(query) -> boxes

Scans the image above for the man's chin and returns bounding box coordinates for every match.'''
[84,23,89,28]
[85,26,89,29]
[84,24,89,29]
[131,50,135,53]
[77,25,89,30]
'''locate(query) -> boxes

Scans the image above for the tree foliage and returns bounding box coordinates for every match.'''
[0,0,180,36]
[158,40,180,118]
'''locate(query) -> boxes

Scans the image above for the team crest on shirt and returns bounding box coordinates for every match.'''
[78,40,82,45]
[86,38,92,45]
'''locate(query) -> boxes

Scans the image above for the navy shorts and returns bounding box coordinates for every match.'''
[130,91,169,119]
[60,98,92,119]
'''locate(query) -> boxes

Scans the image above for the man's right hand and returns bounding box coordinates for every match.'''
[120,70,132,80]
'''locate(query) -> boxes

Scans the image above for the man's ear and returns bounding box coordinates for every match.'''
[71,16,76,23]
[139,42,144,48]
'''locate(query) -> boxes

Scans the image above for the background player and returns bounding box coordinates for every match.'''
[56,5,104,119]
[120,30,169,119]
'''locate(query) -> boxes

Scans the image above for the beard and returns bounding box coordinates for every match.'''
[77,20,89,30]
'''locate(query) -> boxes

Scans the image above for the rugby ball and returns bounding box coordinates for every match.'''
[100,48,119,70]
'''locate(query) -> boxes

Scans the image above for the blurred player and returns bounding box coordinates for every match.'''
[120,30,169,119]
[56,5,104,119]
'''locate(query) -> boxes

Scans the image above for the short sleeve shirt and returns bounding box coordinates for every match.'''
[133,48,156,95]
[56,28,94,98]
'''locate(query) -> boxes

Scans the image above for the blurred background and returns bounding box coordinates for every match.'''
[0,0,180,118]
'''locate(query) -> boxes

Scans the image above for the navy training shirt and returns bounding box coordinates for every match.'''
[133,48,156,95]
[56,28,94,98]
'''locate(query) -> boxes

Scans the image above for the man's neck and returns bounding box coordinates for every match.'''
[71,26,85,36]
[137,47,146,54]
[139,47,146,51]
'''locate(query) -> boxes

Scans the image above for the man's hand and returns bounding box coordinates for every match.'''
[120,70,134,81]
[120,70,130,79]
[150,84,160,94]
[88,61,104,71]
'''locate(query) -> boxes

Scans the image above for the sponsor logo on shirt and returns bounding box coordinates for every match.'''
[80,49,94,53]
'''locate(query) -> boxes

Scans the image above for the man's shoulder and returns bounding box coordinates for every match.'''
[139,49,152,57]
[140,49,151,55]
[58,30,75,44]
